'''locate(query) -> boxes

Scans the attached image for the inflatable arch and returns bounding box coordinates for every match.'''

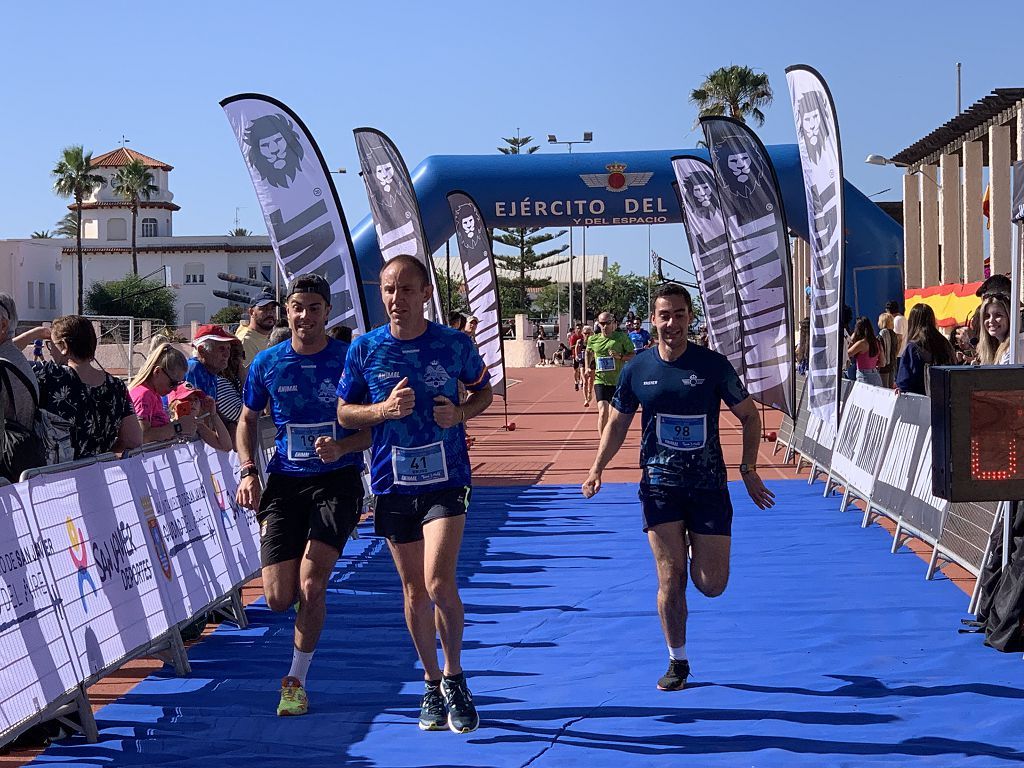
[349,146,903,329]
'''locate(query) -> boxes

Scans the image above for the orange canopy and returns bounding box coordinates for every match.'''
[904,281,984,328]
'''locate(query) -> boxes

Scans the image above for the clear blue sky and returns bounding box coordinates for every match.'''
[2,1,1018,282]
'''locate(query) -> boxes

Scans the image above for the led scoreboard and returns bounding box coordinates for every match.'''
[931,365,1024,502]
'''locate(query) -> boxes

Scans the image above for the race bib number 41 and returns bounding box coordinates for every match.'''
[656,414,706,451]
[392,442,449,486]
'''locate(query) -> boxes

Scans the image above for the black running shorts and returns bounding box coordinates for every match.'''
[594,383,616,403]
[638,484,734,536]
[375,486,471,544]
[257,465,364,566]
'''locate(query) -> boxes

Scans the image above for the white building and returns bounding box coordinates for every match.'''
[0,147,275,325]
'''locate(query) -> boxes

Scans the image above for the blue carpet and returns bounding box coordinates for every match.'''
[29,480,1024,767]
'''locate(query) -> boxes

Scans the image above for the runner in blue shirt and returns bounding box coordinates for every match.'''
[582,282,774,692]
[337,254,492,735]
[627,319,652,351]
[235,273,370,718]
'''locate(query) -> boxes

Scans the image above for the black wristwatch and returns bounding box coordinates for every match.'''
[240,466,260,480]
[739,463,757,475]
[172,421,183,435]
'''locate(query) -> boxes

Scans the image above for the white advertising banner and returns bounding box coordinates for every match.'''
[195,446,261,586]
[831,382,899,496]
[0,482,80,736]
[26,462,170,681]
[127,445,234,626]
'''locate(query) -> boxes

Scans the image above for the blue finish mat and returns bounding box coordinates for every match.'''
[30,481,1024,767]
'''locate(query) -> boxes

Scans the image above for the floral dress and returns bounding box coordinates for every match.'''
[32,362,134,459]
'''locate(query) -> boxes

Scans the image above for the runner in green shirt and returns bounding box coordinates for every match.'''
[585,311,635,437]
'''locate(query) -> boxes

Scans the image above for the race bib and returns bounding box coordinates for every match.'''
[286,421,337,461]
[392,441,449,486]
[656,414,706,451]
[595,356,615,372]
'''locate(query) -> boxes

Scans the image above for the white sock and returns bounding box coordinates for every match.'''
[288,647,314,686]
[668,644,687,661]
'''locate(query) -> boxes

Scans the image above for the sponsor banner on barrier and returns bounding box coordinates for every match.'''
[786,65,846,429]
[127,445,235,625]
[0,482,80,736]
[873,393,948,541]
[831,382,898,496]
[25,462,170,681]
[446,191,507,399]
[196,446,261,586]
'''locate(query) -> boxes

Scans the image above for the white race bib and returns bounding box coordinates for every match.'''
[656,414,706,451]
[595,356,615,372]
[286,421,337,461]
[392,441,449,486]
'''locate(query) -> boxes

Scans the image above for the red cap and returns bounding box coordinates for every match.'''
[168,382,205,402]
[192,324,240,346]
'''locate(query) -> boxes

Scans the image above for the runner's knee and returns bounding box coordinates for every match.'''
[426,573,458,605]
[691,571,727,598]
[299,574,327,607]
[265,584,297,613]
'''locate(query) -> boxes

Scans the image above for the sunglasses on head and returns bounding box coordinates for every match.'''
[982,291,1011,302]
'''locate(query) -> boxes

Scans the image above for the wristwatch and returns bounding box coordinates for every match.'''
[240,466,260,480]
[172,421,183,435]
[739,463,757,475]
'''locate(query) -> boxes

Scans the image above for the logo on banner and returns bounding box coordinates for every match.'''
[140,496,173,581]
[454,202,486,254]
[243,113,305,189]
[795,90,831,167]
[211,474,232,523]
[361,144,398,208]
[681,169,720,221]
[580,163,653,193]
[713,139,770,203]
[65,518,97,612]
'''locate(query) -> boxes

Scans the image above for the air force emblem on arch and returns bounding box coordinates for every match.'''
[580,163,653,193]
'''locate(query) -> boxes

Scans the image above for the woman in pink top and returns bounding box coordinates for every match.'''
[847,316,883,387]
[128,343,199,444]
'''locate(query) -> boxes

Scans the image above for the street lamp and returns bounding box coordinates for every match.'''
[865,154,907,168]
[549,132,593,328]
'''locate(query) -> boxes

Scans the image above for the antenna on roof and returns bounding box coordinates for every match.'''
[120,135,131,148]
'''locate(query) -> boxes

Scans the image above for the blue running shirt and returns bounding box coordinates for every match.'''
[628,329,651,350]
[612,344,748,490]
[185,358,219,400]
[337,322,490,495]
[244,338,363,476]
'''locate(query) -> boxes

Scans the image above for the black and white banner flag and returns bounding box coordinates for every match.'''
[446,191,507,399]
[1012,160,1024,224]
[701,116,795,417]
[221,94,368,332]
[353,128,443,320]
[670,156,745,380]
[786,65,846,428]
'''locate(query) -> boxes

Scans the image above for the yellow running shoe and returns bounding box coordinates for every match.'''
[277,676,309,716]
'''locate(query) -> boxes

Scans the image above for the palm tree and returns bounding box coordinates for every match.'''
[31,230,52,239]
[689,65,773,126]
[111,158,158,276]
[52,146,105,313]
[228,227,253,237]
[54,212,79,238]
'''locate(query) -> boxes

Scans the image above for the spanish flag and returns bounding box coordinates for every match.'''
[983,184,991,230]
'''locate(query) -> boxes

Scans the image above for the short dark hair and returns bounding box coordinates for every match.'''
[380,254,430,288]
[653,282,694,312]
[884,300,901,314]
[327,324,353,343]
[448,311,466,330]
[51,315,97,360]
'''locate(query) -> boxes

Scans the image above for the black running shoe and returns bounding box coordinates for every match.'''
[657,659,690,691]
[441,673,480,734]
[418,680,447,731]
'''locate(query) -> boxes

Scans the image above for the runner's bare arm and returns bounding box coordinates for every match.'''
[582,408,634,498]
[729,396,776,509]
[337,376,415,429]
[235,405,262,510]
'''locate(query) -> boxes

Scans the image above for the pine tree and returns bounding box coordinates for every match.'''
[492,133,569,314]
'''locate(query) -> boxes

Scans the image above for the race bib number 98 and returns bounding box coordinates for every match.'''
[656,414,706,451]
[392,442,449,486]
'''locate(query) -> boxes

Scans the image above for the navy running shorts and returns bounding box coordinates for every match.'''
[375,486,471,544]
[638,484,734,536]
